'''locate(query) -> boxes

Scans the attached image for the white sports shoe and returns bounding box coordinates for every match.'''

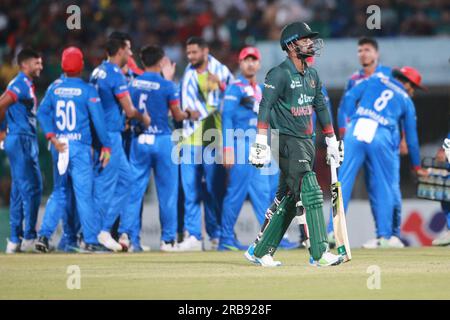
[20,239,36,253]
[432,230,450,246]
[378,237,403,249]
[362,238,380,249]
[160,241,179,252]
[6,238,20,254]
[178,235,203,251]
[255,254,282,267]
[98,231,123,252]
[311,251,343,267]
[118,233,130,251]
[387,236,405,248]
[209,238,219,251]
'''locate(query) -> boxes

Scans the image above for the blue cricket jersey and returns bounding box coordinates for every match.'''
[37,76,111,148]
[338,64,392,133]
[5,71,38,136]
[89,60,129,132]
[129,72,179,135]
[222,76,262,149]
[0,120,6,132]
[342,73,420,168]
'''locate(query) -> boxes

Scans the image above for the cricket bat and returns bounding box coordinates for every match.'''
[330,162,352,262]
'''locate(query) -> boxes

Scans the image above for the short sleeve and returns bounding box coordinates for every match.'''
[113,72,129,98]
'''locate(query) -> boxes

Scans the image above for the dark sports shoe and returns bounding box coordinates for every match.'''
[84,243,110,253]
[35,236,50,253]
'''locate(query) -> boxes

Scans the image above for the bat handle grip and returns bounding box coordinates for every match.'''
[330,162,338,184]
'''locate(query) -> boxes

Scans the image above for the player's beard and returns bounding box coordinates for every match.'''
[191,56,206,69]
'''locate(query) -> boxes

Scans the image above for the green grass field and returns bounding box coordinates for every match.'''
[0,248,449,299]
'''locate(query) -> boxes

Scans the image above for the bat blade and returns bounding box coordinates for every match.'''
[331,181,352,262]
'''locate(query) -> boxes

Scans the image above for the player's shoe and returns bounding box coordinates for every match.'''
[5,238,20,254]
[310,251,343,267]
[98,231,123,252]
[129,244,151,252]
[35,236,50,253]
[244,243,259,264]
[84,243,110,253]
[209,238,219,251]
[327,232,336,249]
[160,240,179,252]
[118,233,130,252]
[432,230,450,246]
[20,238,36,253]
[279,236,299,250]
[362,238,380,249]
[378,237,404,249]
[218,237,247,251]
[178,235,203,251]
[254,254,282,267]
[387,236,405,248]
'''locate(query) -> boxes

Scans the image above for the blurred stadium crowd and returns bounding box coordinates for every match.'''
[1,0,450,90]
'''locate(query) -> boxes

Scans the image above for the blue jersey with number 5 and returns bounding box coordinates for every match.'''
[37,76,111,148]
[342,73,420,166]
[129,72,179,135]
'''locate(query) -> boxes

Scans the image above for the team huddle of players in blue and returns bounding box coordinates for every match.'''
[0,31,449,255]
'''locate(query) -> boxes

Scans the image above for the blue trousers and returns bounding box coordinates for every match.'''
[57,186,80,250]
[220,150,271,241]
[4,134,42,243]
[39,142,99,244]
[331,124,397,238]
[122,134,178,245]
[39,147,81,247]
[443,201,450,229]
[94,132,132,233]
[180,145,225,240]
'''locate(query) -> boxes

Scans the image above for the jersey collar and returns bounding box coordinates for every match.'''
[284,57,307,76]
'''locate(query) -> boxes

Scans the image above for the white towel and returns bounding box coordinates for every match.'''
[57,137,69,175]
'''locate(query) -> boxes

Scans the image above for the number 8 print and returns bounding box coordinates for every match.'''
[373,89,393,112]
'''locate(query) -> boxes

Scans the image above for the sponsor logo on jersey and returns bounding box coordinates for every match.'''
[290,80,302,88]
[91,67,107,79]
[54,88,82,97]
[264,83,275,89]
[132,79,161,90]
[298,93,314,105]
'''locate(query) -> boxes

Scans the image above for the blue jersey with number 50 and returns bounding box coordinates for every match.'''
[37,76,111,148]
[342,73,420,166]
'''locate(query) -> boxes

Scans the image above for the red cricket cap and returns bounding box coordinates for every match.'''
[392,66,426,90]
[61,47,84,75]
[239,47,261,61]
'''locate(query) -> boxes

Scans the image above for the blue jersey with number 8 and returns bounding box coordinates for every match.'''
[341,73,420,167]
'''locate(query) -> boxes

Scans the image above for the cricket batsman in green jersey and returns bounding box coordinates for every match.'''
[245,22,345,267]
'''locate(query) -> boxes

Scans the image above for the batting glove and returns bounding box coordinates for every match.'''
[249,134,270,168]
[443,138,450,164]
[326,136,344,167]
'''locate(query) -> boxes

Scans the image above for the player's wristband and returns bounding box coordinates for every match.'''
[101,147,111,159]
